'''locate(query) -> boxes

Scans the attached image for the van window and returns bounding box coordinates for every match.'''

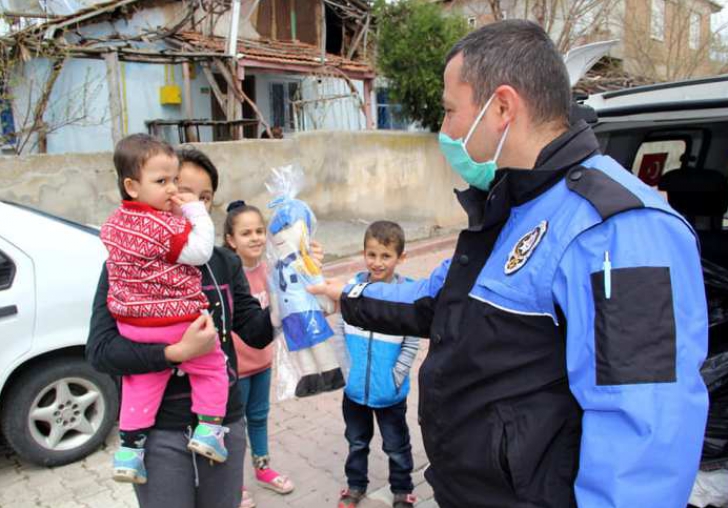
[0,250,15,290]
[631,140,687,187]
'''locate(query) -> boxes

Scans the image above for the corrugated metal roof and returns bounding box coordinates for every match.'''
[8,0,146,38]
[178,31,374,77]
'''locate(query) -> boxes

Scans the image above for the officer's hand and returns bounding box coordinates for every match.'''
[307,278,345,313]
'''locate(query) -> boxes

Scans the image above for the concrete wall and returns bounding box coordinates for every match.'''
[0,131,467,235]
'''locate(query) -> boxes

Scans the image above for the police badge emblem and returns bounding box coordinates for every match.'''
[505,220,548,275]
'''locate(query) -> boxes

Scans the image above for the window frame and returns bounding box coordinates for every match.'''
[0,249,16,291]
[268,80,302,132]
[651,0,665,41]
[689,12,701,50]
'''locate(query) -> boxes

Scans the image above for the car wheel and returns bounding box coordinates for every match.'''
[1,357,119,466]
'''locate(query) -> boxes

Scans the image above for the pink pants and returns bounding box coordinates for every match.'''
[117,321,229,431]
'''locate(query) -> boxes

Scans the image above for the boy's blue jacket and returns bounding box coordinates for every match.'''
[341,272,414,408]
[339,121,709,508]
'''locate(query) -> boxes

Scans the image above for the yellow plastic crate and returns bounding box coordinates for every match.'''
[160,85,182,105]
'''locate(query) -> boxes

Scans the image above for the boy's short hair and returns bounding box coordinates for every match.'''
[113,133,176,200]
[364,221,406,256]
[177,146,220,193]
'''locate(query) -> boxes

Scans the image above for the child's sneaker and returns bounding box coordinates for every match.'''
[187,423,228,463]
[255,467,295,494]
[112,446,147,484]
[337,488,365,508]
[253,454,295,494]
[392,493,416,508]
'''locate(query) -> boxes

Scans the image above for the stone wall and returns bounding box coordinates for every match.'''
[0,131,467,238]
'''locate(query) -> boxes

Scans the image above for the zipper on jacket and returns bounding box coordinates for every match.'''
[205,263,228,341]
[364,331,374,405]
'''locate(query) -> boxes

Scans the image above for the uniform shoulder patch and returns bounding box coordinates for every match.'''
[505,220,548,275]
[566,166,644,220]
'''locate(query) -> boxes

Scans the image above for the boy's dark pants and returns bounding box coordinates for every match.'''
[342,394,414,494]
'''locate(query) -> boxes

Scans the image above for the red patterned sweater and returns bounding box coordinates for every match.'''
[100,201,208,326]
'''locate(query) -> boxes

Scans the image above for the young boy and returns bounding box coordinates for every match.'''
[337,221,418,508]
[100,134,228,484]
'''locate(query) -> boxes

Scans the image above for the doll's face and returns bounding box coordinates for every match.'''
[271,220,306,257]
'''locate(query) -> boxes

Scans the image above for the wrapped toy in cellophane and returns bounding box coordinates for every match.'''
[265,164,345,400]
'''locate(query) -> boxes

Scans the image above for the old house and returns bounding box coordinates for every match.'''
[0,0,376,154]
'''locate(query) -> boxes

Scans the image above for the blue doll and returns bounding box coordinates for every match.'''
[267,197,345,397]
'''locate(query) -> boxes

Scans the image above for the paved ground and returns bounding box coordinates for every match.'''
[0,236,458,508]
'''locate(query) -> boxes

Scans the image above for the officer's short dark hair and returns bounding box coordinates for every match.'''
[113,133,177,200]
[446,20,571,126]
[364,221,406,256]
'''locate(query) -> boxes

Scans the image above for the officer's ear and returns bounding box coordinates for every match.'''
[397,251,407,265]
[492,85,521,127]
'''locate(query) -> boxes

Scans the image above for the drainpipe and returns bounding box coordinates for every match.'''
[227,0,241,57]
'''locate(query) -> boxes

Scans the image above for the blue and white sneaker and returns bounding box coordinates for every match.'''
[187,423,228,463]
[112,446,147,484]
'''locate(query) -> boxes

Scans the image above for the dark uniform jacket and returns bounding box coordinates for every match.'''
[341,121,708,508]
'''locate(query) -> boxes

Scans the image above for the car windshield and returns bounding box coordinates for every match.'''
[2,200,100,237]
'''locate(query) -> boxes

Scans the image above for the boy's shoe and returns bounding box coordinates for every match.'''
[392,493,417,508]
[187,423,228,463]
[337,488,365,508]
[112,446,147,484]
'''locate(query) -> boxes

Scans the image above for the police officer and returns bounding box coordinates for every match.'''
[311,20,708,508]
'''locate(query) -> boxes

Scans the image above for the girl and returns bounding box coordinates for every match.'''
[224,200,296,508]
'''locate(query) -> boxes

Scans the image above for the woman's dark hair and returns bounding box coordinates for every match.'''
[223,200,265,249]
[176,147,219,193]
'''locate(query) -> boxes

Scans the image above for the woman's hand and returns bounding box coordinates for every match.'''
[165,314,217,363]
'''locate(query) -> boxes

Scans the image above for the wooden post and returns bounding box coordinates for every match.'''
[341,18,345,56]
[227,0,241,56]
[320,0,326,62]
[272,0,278,39]
[104,51,123,145]
[37,123,48,154]
[347,14,370,60]
[213,58,272,137]
[182,62,193,119]
[363,78,374,130]
[234,64,245,139]
[201,62,227,113]
[182,61,197,142]
[291,0,297,40]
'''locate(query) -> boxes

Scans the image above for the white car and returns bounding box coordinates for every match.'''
[0,200,117,466]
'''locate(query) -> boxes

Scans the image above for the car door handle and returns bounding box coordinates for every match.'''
[0,305,18,318]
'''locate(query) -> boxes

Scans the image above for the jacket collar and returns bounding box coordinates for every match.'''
[356,271,404,284]
[455,120,600,230]
[121,200,162,214]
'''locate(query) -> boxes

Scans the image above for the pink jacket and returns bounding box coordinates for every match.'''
[233,262,274,377]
